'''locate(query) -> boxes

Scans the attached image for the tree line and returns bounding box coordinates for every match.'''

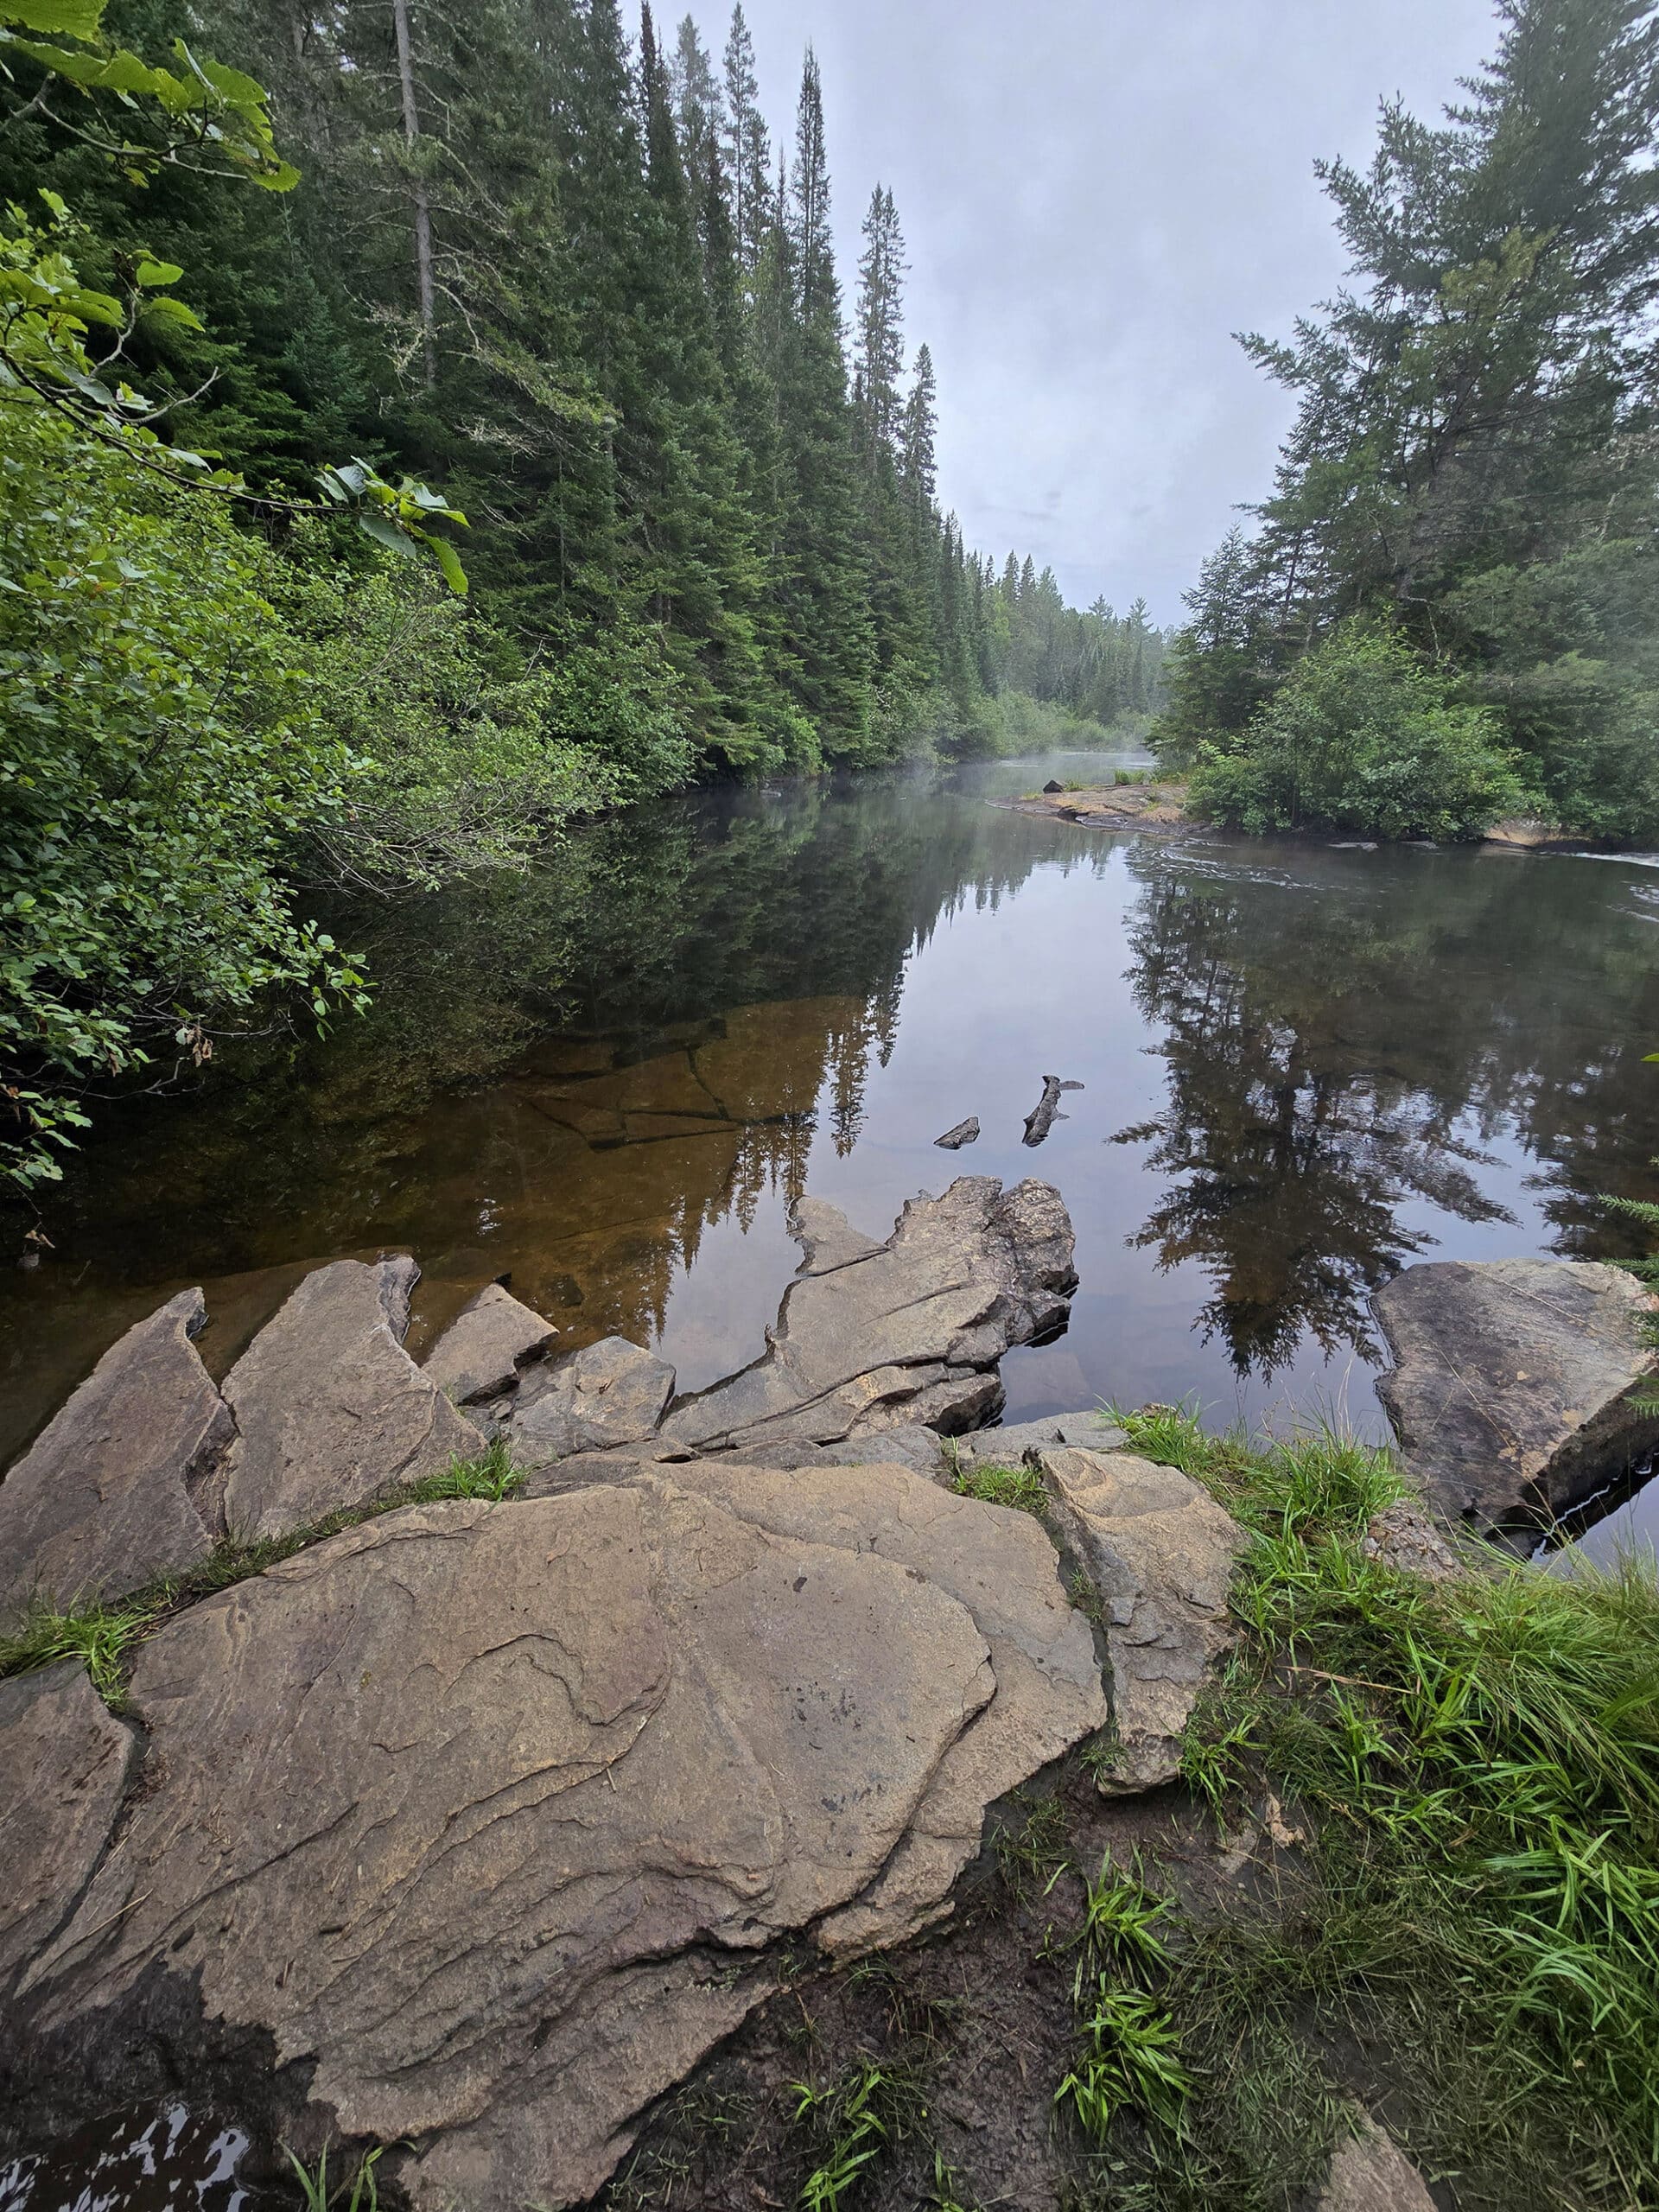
[0,0,1160,1194]
[1159,0,1659,845]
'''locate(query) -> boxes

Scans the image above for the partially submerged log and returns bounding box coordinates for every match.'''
[1022,1076,1084,1147]
[934,1117,980,1151]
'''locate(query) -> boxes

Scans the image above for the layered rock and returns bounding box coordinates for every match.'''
[16,1463,1103,2210]
[0,1663,137,1996]
[511,1336,677,1466]
[0,1290,232,1618]
[219,1258,480,1541]
[1374,1257,1659,1530]
[422,1283,556,1408]
[1036,1446,1244,1793]
[658,1178,1077,1457]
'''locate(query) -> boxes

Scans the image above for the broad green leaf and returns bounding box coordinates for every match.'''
[355,510,417,559]
[429,534,468,596]
[134,258,182,287]
[1,0,103,41]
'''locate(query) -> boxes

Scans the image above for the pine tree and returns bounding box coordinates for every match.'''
[855,186,906,457]
[721,3,771,277]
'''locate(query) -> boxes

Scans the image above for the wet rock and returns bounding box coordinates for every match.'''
[1482,817,1563,851]
[1316,2119,1436,2210]
[1362,1503,1465,1583]
[423,1283,556,1406]
[934,1117,980,1151]
[659,1178,1077,1456]
[663,1459,1108,1953]
[219,1259,480,1541]
[510,1335,677,1466]
[1036,1446,1244,1793]
[1374,1258,1659,1530]
[0,1662,138,1994]
[20,1478,1028,2211]
[0,1290,232,1618]
[1042,779,1065,793]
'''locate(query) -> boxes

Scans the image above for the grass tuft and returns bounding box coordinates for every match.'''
[947,1457,1048,1518]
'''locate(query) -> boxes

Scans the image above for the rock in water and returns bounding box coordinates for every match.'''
[658,1177,1077,1456]
[0,1663,137,1995]
[1042,779,1065,793]
[219,1258,480,1541]
[511,1335,677,1465]
[423,1283,557,1406]
[13,1467,1103,2210]
[934,1117,980,1151]
[0,1289,232,1618]
[1037,1446,1243,1793]
[1373,1258,1659,1530]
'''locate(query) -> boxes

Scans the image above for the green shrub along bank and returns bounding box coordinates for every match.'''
[1158,0,1659,848]
[1084,1407,1659,2212]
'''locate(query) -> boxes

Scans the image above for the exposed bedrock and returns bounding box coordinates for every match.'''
[11,1462,1106,2211]
[654,1175,1077,1457]
[1373,1256,1659,1532]
[421,1281,557,1408]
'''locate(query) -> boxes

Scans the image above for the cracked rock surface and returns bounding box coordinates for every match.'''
[14,1460,1104,2211]
[0,1289,232,1619]
[1374,1257,1659,1530]
[659,1177,1077,1456]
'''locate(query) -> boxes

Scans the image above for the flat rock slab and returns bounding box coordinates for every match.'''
[0,1289,232,1618]
[1037,1446,1244,1793]
[1316,2120,1436,2210]
[13,1469,1103,2210]
[660,1178,1077,1456]
[510,1335,677,1465]
[219,1259,480,1541]
[0,1662,137,1995]
[951,1413,1127,1471]
[423,1283,556,1406]
[1374,1258,1659,1529]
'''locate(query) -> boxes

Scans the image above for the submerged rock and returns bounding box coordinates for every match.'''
[219,1258,480,1541]
[659,1177,1077,1457]
[1374,1257,1659,1530]
[0,1662,137,1995]
[423,1282,556,1407]
[0,1289,232,1618]
[1036,1445,1244,1793]
[16,1462,1103,2211]
[510,1335,677,1465]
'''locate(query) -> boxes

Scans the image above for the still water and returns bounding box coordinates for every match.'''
[7,751,1659,1560]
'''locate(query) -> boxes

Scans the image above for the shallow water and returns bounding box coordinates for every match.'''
[0,2104,248,2212]
[7,748,1659,1555]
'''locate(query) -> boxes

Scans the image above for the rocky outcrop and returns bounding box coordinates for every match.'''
[950,1411,1127,1471]
[17,1462,1105,2212]
[0,1663,137,1994]
[220,1258,480,1541]
[658,1178,1077,1457]
[510,1336,677,1466]
[1315,2120,1436,2210]
[1374,1258,1659,1530]
[1035,1446,1244,1793]
[0,1290,232,1618]
[423,1283,556,1408]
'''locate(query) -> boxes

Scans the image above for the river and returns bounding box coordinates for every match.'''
[6,749,1659,1565]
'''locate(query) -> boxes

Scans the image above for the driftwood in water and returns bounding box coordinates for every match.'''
[1022,1076,1084,1147]
[934,1117,981,1151]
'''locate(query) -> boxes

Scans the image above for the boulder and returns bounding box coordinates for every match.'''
[16,1467,1099,2210]
[659,1179,1077,1457]
[219,1259,480,1541]
[0,1290,232,1618]
[1361,1503,1464,1583]
[0,1662,138,1995]
[1315,2119,1436,2211]
[1373,1258,1659,1530]
[510,1336,677,1465]
[1036,1446,1244,1793]
[423,1283,556,1406]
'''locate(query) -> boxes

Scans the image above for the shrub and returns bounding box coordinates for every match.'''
[1190,622,1529,841]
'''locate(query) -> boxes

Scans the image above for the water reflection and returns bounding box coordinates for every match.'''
[0,2105,247,2212]
[3,761,1659,1484]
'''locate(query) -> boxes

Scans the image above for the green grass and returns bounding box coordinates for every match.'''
[947,1456,1048,1518]
[791,2060,925,2211]
[1086,1403,1659,2211]
[282,2142,385,2212]
[0,1440,524,1707]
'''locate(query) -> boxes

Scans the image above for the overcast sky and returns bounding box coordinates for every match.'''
[678,0,1501,625]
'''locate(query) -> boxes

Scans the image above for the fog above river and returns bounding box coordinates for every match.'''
[681,0,1498,621]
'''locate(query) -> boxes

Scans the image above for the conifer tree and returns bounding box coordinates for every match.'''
[721,3,771,277]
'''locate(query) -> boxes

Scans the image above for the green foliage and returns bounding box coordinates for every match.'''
[791,2061,903,2211]
[0,1587,156,1699]
[1053,1855,1192,2147]
[947,1456,1048,1517]
[1189,623,1528,840]
[281,2141,384,2212]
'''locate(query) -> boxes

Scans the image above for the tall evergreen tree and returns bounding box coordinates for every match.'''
[721,3,771,277]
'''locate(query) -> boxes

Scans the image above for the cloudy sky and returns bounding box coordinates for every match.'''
[679,0,1500,624]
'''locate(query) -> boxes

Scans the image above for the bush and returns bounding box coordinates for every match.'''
[1190,623,1529,841]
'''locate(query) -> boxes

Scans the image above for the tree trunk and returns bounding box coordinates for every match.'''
[391,0,436,390]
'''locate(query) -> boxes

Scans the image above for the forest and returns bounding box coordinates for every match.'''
[0,0,1166,1193]
[1159,0,1659,847]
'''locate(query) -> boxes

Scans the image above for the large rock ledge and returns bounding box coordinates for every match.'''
[10,1465,1105,2211]
[1373,1256,1659,1532]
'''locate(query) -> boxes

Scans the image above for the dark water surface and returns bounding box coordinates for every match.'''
[8,750,1659,1562]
